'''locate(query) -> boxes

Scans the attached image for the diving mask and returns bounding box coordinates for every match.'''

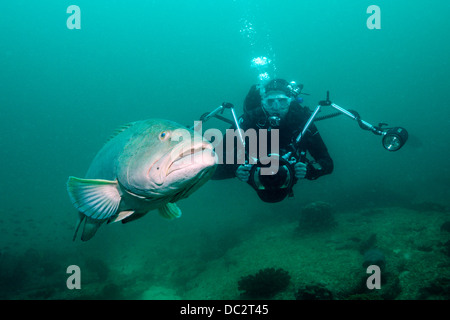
[262,92,291,118]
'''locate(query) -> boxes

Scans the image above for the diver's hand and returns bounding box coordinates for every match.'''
[294,162,307,179]
[235,164,252,182]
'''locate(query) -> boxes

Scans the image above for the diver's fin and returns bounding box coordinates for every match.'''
[81,218,104,241]
[109,210,135,223]
[158,203,182,220]
[67,176,121,220]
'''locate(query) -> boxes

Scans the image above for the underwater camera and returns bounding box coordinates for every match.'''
[248,155,296,203]
[194,87,409,203]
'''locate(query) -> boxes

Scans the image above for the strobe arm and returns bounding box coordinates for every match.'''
[328,102,408,151]
[192,102,236,130]
[329,103,385,135]
[193,102,246,149]
[291,91,408,153]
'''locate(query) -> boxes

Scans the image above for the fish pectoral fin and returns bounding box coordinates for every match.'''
[158,203,182,220]
[109,210,135,223]
[67,176,121,220]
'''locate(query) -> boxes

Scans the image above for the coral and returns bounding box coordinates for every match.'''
[237,268,291,299]
[298,201,336,232]
[295,283,333,300]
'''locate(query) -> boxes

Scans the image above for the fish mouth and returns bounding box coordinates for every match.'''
[167,142,216,175]
[147,141,216,186]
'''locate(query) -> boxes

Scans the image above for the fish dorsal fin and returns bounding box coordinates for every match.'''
[158,203,182,220]
[67,176,121,220]
[105,122,136,143]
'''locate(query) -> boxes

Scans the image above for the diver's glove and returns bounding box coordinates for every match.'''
[235,164,252,182]
[294,161,307,179]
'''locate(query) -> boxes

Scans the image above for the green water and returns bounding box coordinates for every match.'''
[0,0,449,300]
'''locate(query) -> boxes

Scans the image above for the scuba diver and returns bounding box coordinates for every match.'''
[212,78,334,203]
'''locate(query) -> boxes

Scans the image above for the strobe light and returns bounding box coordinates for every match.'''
[382,127,408,151]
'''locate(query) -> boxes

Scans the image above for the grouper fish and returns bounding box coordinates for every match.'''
[67,119,217,241]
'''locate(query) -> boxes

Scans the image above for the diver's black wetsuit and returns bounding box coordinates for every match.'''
[212,84,334,180]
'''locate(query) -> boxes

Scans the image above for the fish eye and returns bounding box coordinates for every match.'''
[159,131,170,141]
